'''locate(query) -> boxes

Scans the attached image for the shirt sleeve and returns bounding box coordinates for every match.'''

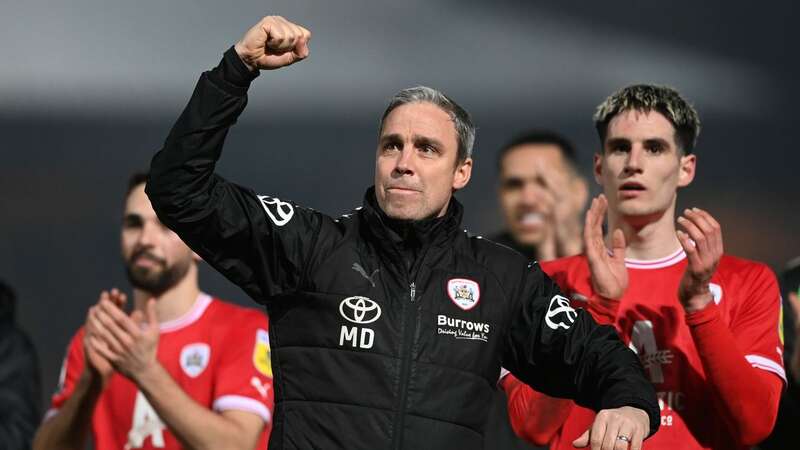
[212,311,274,429]
[728,263,786,383]
[686,301,784,444]
[45,329,86,421]
[677,262,786,445]
[500,373,574,446]
[146,48,322,304]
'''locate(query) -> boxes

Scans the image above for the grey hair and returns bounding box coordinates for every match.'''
[594,84,701,153]
[379,86,476,163]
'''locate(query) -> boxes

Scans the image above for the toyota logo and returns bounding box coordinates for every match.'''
[339,296,382,324]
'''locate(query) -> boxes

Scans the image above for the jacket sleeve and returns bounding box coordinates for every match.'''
[146,48,321,303]
[0,327,41,450]
[500,261,660,436]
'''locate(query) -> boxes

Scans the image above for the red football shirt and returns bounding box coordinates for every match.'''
[537,250,785,450]
[46,294,274,449]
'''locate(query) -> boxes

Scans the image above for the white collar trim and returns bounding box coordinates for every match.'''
[159,293,212,333]
[623,247,686,269]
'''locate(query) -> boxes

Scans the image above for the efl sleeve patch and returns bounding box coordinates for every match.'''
[253,328,272,377]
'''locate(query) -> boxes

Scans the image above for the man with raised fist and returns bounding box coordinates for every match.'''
[146,15,658,450]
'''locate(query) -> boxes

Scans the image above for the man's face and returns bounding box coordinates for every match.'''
[594,109,696,222]
[375,102,472,221]
[498,144,577,246]
[120,184,196,295]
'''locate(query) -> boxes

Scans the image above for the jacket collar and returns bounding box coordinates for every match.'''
[359,186,463,254]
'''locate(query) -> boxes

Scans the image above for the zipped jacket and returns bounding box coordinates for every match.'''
[146,48,659,450]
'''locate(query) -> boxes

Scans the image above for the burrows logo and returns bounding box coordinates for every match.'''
[437,315,490,342]
[447,278,480,311]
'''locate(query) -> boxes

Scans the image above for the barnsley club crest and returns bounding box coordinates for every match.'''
[180,343,210,378]
[447,278,481,311]
[709,283,723,304]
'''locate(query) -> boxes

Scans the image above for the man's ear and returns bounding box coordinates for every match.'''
[593,152,603,185]
[678,153,697,188]
[452,158,473,191]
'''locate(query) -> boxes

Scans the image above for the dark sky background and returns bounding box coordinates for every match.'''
[1,0,797,413]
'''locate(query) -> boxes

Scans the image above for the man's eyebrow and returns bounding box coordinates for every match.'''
[605,137,631,147]
[123,213,143,223]
[379,133,403,144]
[643,137,671,148]
[413,135,444,149]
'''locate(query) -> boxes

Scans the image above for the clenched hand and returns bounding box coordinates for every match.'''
[234,15,312,71]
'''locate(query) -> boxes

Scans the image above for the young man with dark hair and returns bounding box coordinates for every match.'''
[145,15,659,450]
[33,173,274,450]
[491,130,589,261]
[503,84,785,450]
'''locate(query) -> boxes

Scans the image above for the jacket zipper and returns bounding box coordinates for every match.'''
[392,282,417,449]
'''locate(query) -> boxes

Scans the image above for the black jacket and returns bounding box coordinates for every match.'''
[0,284,41,450]
[146,48,659,450]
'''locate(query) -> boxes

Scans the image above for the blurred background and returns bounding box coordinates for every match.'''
[1,0,797,406]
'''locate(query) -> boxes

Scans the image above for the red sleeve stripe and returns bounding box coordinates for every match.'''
[746,354,787,383]
[213,395,272,423]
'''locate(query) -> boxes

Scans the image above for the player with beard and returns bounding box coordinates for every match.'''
[502,85,785,449]
[33,173,274,450]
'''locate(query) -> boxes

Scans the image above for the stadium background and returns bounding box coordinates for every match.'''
[1,0,797,410]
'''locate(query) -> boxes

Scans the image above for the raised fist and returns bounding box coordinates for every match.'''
[234,15,311,71]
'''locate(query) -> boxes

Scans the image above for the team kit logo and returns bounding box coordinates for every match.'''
[338,296,382,349]
[439,278,490,342]
[253,328,272,378]
[257,195,294,226]
[447,278,480,310]
[708,283,723,304]
[180,343,210,378]
[545,295,577,330]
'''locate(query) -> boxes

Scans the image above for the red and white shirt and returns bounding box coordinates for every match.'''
[537,250,785,449]
[46,293,274,449]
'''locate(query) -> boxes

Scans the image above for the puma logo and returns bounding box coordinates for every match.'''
[352,263,379,288]
[251,376,271,399]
